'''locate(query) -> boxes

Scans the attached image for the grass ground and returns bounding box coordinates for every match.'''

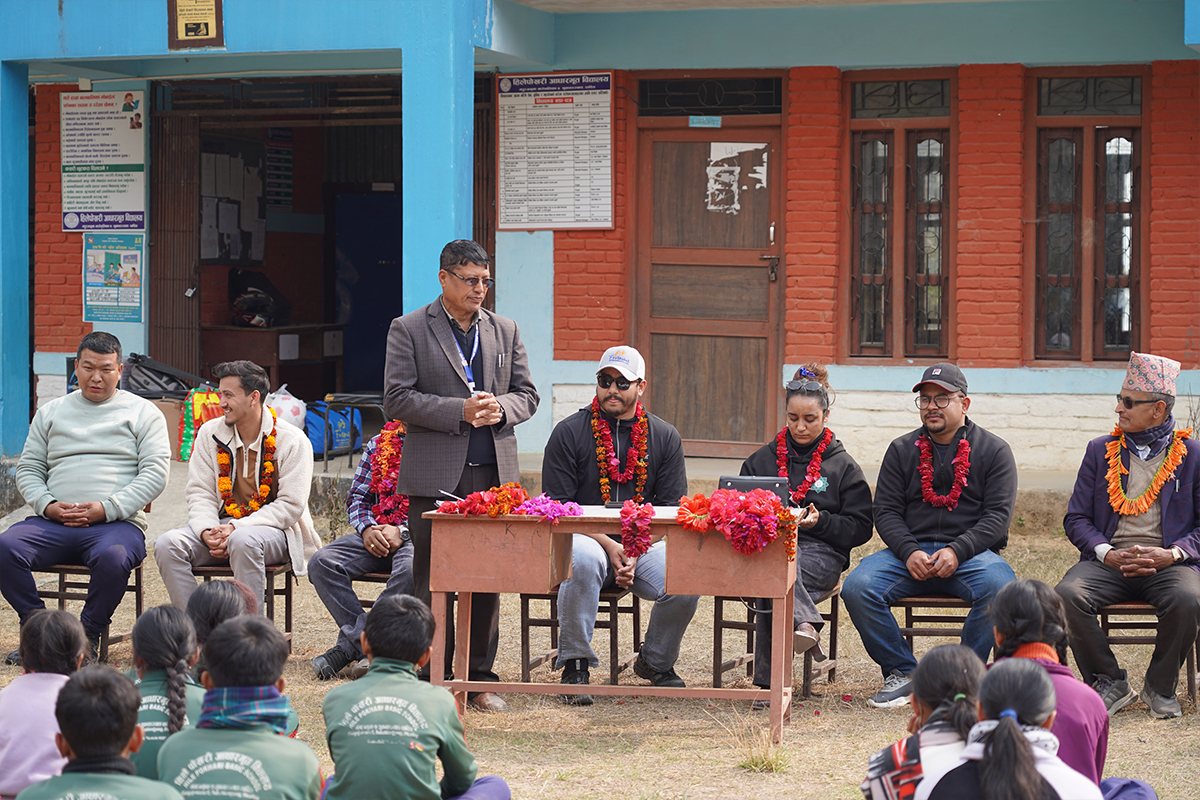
[2,524,1198,800]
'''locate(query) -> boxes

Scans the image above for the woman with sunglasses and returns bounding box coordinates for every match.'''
[739,363,874,705]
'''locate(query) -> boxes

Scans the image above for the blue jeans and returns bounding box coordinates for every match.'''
[843,543,1015,677]
[555,535,698,672]
[308,533,414,660]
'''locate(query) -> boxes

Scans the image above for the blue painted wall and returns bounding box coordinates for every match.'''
[551,0,1197,71]
[0,63,30,456]
[1187,0,1200,48]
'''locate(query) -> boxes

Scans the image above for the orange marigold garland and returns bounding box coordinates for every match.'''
[218,407,278,519]
[676,493,711,533]
[437,482,530,518]
[591,397,648,503]
[369,421,409,527]
[1105,425,1191,516]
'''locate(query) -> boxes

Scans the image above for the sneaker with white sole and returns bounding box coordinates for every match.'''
[867,671,913,708]
[1140,686,1182,719]
[1092,675,1137,716]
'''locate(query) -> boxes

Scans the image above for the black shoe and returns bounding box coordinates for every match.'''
[4,649,20,667]
[85,631,102,664]
[558,658,594,706]
[633,653,685,688]
[311,646,353,680]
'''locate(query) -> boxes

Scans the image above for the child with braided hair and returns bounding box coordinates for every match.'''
[128,606,204,779]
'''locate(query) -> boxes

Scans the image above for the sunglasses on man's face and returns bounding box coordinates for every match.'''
[597,374,635,391]
[1117,395,1160,410]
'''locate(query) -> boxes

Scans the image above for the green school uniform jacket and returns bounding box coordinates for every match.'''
[157,726,320,800]
[321,658,478,800]
[129,668,206,780]
[16,772,185,800]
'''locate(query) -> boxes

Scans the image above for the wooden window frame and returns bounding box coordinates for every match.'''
[842,68,957,364]
[1023,65,1151,365]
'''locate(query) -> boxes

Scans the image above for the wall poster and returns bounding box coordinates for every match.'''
[60,91,146,232]
[83,233,144,323]
[497,71,614,231]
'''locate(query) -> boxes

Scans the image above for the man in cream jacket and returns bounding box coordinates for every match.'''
[155,360,319,611]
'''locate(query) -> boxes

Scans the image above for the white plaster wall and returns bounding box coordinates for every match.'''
[552,383,596,428]
[549,385,1152,471]
[830,392,1119,471]
[34,374,66,409]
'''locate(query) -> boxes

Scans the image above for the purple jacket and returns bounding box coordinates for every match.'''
[1064,434,1200,573]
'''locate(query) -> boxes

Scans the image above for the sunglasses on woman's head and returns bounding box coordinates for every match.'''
[786,380,824,393]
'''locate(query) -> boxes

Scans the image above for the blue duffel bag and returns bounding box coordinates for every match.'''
[305,401,363,458]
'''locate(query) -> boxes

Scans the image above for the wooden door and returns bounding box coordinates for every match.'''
[637,127,781,457]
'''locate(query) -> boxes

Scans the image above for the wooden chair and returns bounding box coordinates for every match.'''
[895,594,972,650]
[35,562,145,662]
[193,562,293,652]
[520,587,642,684]
[1099,600,1200,707]
[712,584,841,698]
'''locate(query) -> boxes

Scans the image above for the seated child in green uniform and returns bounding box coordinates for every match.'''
[186,580,299,737]
[129,606,205,779]
[321,595,510,800]
[15,665,184,800]
[157,616,321,800]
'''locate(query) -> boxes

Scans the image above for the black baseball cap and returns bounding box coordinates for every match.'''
[912,363,968,394]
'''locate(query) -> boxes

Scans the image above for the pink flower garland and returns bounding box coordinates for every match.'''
[620,500,655,558]
[707,488,788,556]
[514,493,583,524]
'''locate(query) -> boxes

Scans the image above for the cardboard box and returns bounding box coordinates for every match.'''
[151,398,184,462]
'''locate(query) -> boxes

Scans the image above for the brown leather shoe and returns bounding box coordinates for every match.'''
[467,692,508,713]
[792,622,819,655]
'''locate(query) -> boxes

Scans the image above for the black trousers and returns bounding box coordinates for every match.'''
[408,463,502,684]
[1056,558,1200,697]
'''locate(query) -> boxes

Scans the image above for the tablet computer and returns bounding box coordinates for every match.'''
[717,475,790,505]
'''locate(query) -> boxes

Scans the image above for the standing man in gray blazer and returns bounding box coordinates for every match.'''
[384,239,540,712]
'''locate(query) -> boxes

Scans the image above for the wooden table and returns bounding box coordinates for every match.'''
[426,506,797,741]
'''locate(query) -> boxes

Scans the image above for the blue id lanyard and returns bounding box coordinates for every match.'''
[453,326,480,393]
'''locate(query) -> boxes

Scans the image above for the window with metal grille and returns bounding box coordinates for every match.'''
[850,128,951,358]
[638,77,782,117]
[1032,72,1143,361]
[852,80,950,119]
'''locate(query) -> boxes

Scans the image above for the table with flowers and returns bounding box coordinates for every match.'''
[427,485,800,741]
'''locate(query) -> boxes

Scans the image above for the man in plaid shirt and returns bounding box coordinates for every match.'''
[307,427,415,680]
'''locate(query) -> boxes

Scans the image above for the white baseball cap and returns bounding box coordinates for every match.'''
[596,346,645,382]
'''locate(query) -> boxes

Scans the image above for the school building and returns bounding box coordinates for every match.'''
[0,0,1198,510]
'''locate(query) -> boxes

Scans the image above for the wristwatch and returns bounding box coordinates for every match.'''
[1171,546,1186,563]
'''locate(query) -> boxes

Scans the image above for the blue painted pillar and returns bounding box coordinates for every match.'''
[401,5,476,314]
[0,62,30,456]
[1187,0,1200,49]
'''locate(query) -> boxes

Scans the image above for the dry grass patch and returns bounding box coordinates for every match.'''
[1,523,1199,798]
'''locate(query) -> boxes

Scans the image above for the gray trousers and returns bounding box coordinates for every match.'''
[308,533,415,660]
[752,539,844,687]
[154,524,289,612]
[555,535,699,673]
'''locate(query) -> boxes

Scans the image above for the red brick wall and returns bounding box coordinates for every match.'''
[954,63,1026,367]
[1148,60,1200,367]
[784,67,842,363]
[33,84,91,353]
[552,71,632,361]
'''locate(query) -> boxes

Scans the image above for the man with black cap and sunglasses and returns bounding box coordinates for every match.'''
[1056,352,1200,720]
[541,345,693,705]
[844,362,1018,708]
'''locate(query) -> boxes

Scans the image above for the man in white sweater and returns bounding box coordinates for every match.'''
[1,332,171,661]
[154,360,320,611]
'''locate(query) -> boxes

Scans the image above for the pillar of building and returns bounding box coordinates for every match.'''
[0,62,30,459]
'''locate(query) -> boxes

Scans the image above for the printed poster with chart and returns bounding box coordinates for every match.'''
[60,91,145,231]
[497,72,614,230]
[83,233,144,323]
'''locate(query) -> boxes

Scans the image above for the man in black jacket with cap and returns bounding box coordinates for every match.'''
[844,363,1018,708]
